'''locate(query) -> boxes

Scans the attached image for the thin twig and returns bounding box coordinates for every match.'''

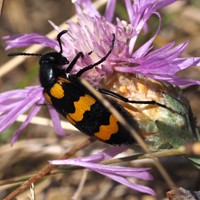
[72,170,88,200]
[28,183,35,200]
[0,0,4,15]
[16,114,76,131]
[3,137,94,200]
[103,148,186,165]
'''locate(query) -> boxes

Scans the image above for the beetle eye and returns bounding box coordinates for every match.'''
[49,56,56,62]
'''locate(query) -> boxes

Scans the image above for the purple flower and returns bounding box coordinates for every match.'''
[4,33,57,50]
[4,1,200,86]
[50,145,155,195]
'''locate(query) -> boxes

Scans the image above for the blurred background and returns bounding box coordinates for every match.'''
[0,0,200,199]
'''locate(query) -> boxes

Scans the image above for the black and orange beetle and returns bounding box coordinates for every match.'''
[10,30,167,145]
[38,30,169,145]
[39,31,136,145]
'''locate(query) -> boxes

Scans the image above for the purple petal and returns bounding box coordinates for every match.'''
[51,158,152,180]
[0,86,43,133]
[48,105,68,136]
[115,38,200,86]
[125,0,176,53]
[50,149,155,195]
[74,0,100,17]
[149,42,188,62]
[51,160,155,195]
[129,13,161,54]
[104,0,116,22]
[126,0,177,26]
[11,100,44,144]
[50,145,127,165]
[50,145,154,194]
[79,146,128,163]
[104,173,155,195]
[148,74,200,86]
[125,0,135,25]
[4,33,57,50]
[175,57,200,70]
[153,0,177,11]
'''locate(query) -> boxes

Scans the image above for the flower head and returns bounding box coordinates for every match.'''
[4,1,200,86]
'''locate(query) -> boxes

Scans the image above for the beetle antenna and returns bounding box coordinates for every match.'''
[8,52,43,57]
[57,30,68,54]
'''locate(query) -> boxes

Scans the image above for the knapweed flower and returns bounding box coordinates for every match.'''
[1,0,200,194]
